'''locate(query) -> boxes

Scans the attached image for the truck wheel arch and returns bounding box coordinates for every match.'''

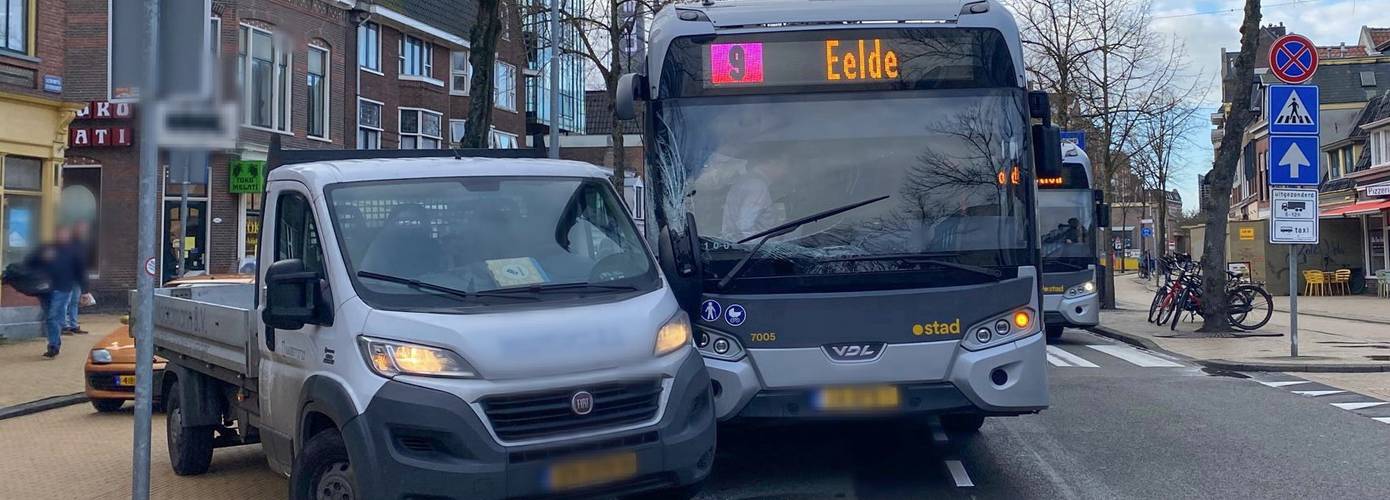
[295,376,358,452]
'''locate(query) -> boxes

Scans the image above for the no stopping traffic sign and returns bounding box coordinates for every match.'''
[1269,34,1319,84]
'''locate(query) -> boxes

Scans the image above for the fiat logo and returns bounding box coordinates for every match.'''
[570,391,594,415]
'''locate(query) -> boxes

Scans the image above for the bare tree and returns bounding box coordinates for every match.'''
[1131,88,1206,267]
[1012,0,1100,130]
[461,0,507,148]
[1196,0,1262,334]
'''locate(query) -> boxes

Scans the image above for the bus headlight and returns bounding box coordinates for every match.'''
[962,308,1039,351]
[655,311,693,356]
[357,336,478,379]
[1065,281,1097,299]
[696,328,745,361]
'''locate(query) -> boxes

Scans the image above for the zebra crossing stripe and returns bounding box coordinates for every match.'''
[1085,344,1183,367]
[1331,402,1388,411]
[1257,380,1311,388]
[1291,390,1345,397]
[1374,417,1390,424]
[1046,346,1098,368]
[1046,353,1070,367]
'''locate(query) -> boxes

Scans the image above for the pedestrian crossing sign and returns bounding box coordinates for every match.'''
[1267,85,1319,135]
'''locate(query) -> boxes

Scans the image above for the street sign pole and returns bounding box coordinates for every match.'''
[131,0,160,498]
[548,0,561,159]
[1289,248,1299,357]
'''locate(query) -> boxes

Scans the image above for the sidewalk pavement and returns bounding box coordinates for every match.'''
[1095,273,1390,373]
[0,314,122,409]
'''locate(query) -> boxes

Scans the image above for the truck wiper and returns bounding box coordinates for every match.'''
[820,253,1003,279]
[487,282,639,294]
[717,195,891,289]
[356,271,540,301]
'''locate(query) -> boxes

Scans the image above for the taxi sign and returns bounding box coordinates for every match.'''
[1270,188,1319,244]
[1269,34,1319,84]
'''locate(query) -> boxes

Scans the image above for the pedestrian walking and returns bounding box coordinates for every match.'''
[63,220,94,335]
[25,225,92,358]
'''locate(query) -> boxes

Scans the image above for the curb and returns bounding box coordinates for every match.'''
[1086,325,1166,352]
[1197,359,1390,373]
[0,393,88,421]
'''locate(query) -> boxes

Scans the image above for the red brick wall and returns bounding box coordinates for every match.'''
[0,0,65,98]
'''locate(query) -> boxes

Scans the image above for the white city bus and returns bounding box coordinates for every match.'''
[1039,143,1102,340]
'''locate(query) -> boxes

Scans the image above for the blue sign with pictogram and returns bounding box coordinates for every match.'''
[1269,34,1319,84]
[1268,85,1319,136]
[1060,131,1086,149]
[1269,135,1320,186]
[1141,227,1153,238]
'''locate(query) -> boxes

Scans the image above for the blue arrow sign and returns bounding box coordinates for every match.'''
[1269,135,1320,186]
[1268,85,1319,135]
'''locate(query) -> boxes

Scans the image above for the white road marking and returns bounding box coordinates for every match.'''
[1374,417,1390,424]
[1258,380,1311,388]
[1085,344,1183,367]
[1331,402,1388,411]
[1046,353,1070,367]
[1291,390,1345,397]
[1047,346,1099,368]
[945,460,975,487]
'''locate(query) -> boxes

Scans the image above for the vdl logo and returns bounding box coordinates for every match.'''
[824,342,885,362]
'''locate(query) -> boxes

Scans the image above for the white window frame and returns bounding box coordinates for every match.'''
[494,60,517,112]
[490,128,519,149]
[449,119,467,146]
[239,23,292,133]
[359,21,382,74]
[399,107,444,149]
[357,97,384,150]
[398,34,436,81]
[307,44,331,142]
[450,50,471,96]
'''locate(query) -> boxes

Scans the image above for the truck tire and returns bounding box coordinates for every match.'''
[91,399,125,412]
[291,429,357,500]
[941,414,986,434]
[166,380,215,476]
[1045,325,1065,341]
[623,480,705,500]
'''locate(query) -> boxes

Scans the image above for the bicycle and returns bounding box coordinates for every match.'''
[1168,270,1273,331]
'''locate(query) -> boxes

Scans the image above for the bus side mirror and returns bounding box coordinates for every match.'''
[657,213,704,313]
[1033,125,1063,178]
[616,73,643,121]
[262,259,331,330]
[1097,203,1112,228]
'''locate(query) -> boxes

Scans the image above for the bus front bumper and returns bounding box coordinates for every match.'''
[704,333,1049,421]
[1042,292,1100,328]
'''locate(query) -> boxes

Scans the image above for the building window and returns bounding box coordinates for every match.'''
[490,129,519,149]
[358,22,380,73]
[239,25,291,132]
[495,61,517,112]
[1,0,28,54]
[450,50,471,95]
[307,46,330,140]
[449,119,467,145]
[357,99,383,149]
[400,108,443,149]
[399,35,433,78]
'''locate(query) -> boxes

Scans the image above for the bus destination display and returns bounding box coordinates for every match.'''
[707,38,904,88]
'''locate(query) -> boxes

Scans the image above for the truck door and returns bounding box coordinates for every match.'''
[257,182,332,468]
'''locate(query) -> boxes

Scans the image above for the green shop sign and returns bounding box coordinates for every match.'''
[228,160,265,194]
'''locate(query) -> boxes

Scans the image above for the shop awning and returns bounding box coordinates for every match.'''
[1321,199,1390,218]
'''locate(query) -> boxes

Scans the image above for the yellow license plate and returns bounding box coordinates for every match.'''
[117,375,137,386]
[816,385,901,411]
[547,452,638,491]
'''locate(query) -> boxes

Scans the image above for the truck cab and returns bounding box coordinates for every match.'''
[156,155,715,499]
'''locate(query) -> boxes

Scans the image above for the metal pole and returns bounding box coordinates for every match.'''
[132,0,161,498]
[1288,247,1299,357]
[178,181,189,276]
[547,0,561,159]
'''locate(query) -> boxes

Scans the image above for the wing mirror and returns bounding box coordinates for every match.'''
[615,73,644,121]
[262,259,332,330]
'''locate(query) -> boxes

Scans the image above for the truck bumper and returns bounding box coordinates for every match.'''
[706,333,1049,420]
[1042,292,1100,328]
[342,351,715,499]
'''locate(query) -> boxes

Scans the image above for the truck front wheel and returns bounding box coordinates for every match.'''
[166,380,214,475]
[292,429,357,500]
[941,414,987,434]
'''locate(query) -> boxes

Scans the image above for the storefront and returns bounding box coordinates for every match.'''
[0,91,82,340]
[1321,180,1390,283]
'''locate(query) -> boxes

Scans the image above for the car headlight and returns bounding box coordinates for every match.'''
[655,311,693,356]
[961,308,1038,351]
[1064,281,1097,299]
[357,336,478,379]
[91,349,113,364]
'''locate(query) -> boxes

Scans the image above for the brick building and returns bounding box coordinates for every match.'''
[1,0,84,339]
[61,0,530,308]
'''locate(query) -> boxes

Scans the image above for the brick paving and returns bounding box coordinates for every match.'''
[0,314,122,408]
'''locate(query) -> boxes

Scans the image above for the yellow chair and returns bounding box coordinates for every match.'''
[1332,269,1352,296]
[1303,270,1326,297]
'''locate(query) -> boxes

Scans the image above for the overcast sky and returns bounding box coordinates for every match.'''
[1150,0,1390,211]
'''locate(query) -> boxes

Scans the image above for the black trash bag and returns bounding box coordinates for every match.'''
[2,262,52,297]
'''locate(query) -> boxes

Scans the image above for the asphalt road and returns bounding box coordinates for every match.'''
[3,329,1388,499]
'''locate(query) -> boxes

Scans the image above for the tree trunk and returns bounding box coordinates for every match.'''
[1198,0,1262,334]
[462,0,504,148]
[606,3,628,191]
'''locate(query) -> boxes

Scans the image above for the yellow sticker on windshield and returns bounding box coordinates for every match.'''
[487,258,549,287]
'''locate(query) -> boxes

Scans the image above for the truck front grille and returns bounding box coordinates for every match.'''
[480,380,662,442]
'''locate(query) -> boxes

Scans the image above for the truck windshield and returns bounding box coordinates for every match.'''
[1038,189,1096,272]
[652,89,1034,290]
[326,177,658,310]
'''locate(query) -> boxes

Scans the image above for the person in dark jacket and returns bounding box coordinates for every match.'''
[27,226,89,358]
[62,220,93,335]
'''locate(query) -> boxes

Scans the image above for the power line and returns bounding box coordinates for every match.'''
[1152,0,1328,20]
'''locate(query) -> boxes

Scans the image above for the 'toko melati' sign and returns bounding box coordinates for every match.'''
[70,101,135,148]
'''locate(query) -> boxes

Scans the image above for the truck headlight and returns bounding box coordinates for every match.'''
[91,349,113,364]
[1064,281,1097,299]
[357,336,478,379]
[961,308,1038,351]
[655,311,693,356]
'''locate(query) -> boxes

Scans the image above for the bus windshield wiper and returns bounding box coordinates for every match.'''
[821,253,1003,279]
[1043,259,1090,271]
[357,271,540,301]
[717,195,891,289]
[486,282,639,294]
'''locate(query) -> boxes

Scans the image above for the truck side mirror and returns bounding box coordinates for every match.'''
[1033,125,1063,178]
[262,259,328,330]
[615,73,643,121]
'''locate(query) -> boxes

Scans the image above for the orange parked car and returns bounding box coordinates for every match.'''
[84,274,253,412]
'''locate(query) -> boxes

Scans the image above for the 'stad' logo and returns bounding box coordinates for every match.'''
[912,319,961,336]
